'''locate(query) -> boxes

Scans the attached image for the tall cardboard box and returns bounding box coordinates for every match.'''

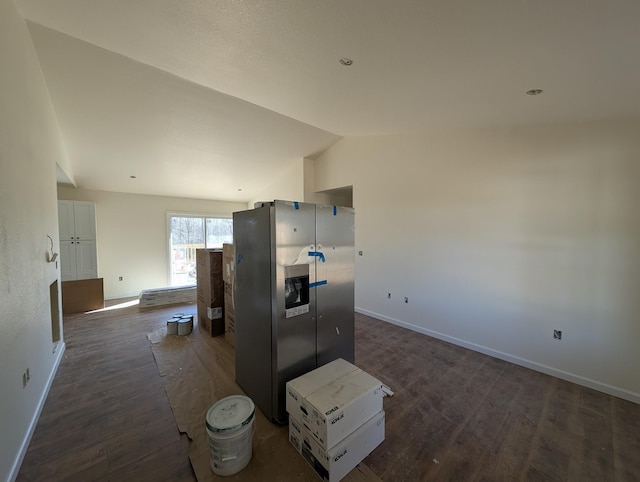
[196,249,224,337]
[222,243,236,346]
[222,243,235,287]
[224,306,235,347]
[223,280,234,313]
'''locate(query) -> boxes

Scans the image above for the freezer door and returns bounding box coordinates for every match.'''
[315,204,355,366]
[273,200,318,423]
[234,206,274,421]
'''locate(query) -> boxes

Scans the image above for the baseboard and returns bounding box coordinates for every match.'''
[8,341,66,482]
[355,307,640,405]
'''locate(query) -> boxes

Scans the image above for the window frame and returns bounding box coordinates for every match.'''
[166,211,233,286]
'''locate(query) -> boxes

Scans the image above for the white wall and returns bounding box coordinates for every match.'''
[304,157,352,206]
[314,120,640,402]
[57,187,246,299]
[0,0,69,479]
[248,158,305,208]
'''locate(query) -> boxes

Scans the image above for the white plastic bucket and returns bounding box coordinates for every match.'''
[206,395,255,476]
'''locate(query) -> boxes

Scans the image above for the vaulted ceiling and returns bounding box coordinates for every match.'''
[17,0,640,201]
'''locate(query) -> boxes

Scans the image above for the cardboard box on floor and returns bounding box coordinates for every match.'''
[286,359,384,449]
[198,302,224,337]
[222,243,234,285]
[224,306,235,347]
[223,280,234,312]
[289,410,385,482]
[222,243,235,346]
[196,249,224,337]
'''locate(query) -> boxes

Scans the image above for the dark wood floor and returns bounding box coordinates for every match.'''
[356,316,640,482]
[18,301,640,481]
[17,300,195,482]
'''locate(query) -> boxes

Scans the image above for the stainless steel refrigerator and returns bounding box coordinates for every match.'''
[233,200,355,423]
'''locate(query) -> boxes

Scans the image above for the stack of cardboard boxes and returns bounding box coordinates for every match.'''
[196,249,224,337]
[286,359,385,482]
[222,243,235,347]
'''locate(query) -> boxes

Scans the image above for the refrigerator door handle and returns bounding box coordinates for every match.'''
[308,251,325,262]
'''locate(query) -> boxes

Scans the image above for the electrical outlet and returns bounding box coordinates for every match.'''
[387,293,391,299]
[404,297,408,304]
[553,330,562,340]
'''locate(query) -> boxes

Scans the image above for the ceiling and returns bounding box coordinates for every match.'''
[17,0,640,202]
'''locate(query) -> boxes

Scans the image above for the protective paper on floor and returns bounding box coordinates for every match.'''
[147,322,380,482]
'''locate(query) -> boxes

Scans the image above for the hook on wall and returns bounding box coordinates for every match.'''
[47,235,58,263]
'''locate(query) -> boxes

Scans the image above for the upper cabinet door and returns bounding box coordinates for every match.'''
[58,201,96,240]
[72,202,96,240]
[58,201,75,240]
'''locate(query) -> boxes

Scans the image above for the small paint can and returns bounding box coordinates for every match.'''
[167,319,178,335]
[178,316,193,336]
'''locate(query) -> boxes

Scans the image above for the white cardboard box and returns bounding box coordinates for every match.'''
[287,364,384,449]
[286,359,359,415]
[289,410,385,482]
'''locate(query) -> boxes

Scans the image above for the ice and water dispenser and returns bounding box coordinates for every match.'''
[284,264,310,318]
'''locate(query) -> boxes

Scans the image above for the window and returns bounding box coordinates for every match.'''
[169,215,233,286]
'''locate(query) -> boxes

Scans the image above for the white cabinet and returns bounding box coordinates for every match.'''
[59,240,77,281]
[75,239,97,279]
[57,202,76,241]
[58,201,97,281]
[58,201,96,241]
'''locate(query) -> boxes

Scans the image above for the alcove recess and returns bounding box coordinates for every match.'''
[50,280,61,346]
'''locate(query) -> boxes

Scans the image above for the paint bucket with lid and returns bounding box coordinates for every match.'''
[206,395,255,476]
[166,316,180,335]
[177,315,193,335]
[167,313,186,335]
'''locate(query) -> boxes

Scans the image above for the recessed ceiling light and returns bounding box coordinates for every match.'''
[339,58,353,66]
[526,89,543,96]
[130,175,137,179]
